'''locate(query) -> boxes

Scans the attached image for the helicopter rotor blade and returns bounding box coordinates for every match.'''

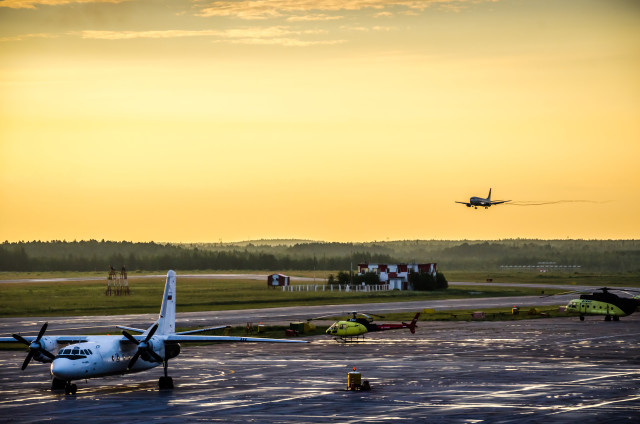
[541,290,581,298]
[306,314,338,321]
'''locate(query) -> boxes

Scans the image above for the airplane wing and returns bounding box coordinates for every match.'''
[455,201,471,206]
[0,336,89,344]
[116,325,146,333]
[175,325,230,335]
[164,335,307,343]
[489,200,511,205]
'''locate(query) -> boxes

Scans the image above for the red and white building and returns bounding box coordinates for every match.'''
[357,263,437,290]
[267,274,290,287]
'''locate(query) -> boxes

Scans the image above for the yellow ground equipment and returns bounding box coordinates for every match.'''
[347,367,371,391]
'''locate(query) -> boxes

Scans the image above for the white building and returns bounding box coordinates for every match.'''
[267,273,290,288]
[357,262,437,290]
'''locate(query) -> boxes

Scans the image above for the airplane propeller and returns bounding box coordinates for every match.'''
[122,323,163,370]
[12,322,55,370]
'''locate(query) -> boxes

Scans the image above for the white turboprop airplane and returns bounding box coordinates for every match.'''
[455,188,510,209]
[1,270,307,395]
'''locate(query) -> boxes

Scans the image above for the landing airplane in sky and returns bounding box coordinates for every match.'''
[1,270,306,395]
[455,188,510,209]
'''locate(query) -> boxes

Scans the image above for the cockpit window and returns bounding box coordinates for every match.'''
[56,346,89,360]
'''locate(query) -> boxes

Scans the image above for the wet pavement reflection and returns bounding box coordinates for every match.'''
[1,315,639,422]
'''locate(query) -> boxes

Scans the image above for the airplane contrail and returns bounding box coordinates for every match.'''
[506,200,612,206]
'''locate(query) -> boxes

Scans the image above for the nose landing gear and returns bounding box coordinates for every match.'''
[64,381,77,395]
[52,377,76,395]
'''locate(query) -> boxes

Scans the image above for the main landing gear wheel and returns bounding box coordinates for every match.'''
[159,376,173,389]
[613,316,620,321]
[580,315,585,321]
[64,382,77,395]
[605,315,612,321]
[158,360,173,389]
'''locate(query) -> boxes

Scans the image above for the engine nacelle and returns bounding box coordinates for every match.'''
[33,337,57,363]
[165,343,181,360]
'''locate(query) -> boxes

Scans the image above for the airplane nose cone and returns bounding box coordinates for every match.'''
[51,359,74,380]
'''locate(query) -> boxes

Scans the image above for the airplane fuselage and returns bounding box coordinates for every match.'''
[469,197,492,207]
[456,189,509,208]
[50,336,178,380]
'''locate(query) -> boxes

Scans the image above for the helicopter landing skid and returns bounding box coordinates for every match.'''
[335,335,366,344]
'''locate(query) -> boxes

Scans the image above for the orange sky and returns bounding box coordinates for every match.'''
[1,0,639,242]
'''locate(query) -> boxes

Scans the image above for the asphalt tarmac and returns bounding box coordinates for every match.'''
[1,313,639,423]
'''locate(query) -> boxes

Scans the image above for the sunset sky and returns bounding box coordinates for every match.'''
[1,0,639,243]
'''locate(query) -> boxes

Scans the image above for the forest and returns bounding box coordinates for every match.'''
[1,239,638,273]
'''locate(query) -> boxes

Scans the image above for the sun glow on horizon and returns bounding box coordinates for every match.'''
[1,0,639,243]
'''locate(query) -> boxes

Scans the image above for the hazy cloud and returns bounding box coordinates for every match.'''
[196,0,481,19]
[79,29,223,40]
[76,26,342,46]
[340,25,395,32]
[0,0,129,9]
[224,37,346,46]
[286,14,345,22]
[0,32,61,41]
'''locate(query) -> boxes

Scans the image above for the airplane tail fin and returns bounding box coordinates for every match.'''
[156,270,176,335]
[488,188,492,200]
[408,312,420,334]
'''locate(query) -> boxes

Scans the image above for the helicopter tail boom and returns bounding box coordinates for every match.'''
[408,312,420,334]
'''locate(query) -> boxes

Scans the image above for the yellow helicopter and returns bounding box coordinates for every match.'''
[322,312,421,343]
[562,287,640,321]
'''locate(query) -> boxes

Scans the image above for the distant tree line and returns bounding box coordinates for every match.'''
[1,239,638,273]
[0,240,395,272]
[409,272,449,291]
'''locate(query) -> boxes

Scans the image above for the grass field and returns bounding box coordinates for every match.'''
[2,270,637,285]
[445,271,640,286]
[0,275,567,317]
[0,270,338,280]
[1,270,637,318]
